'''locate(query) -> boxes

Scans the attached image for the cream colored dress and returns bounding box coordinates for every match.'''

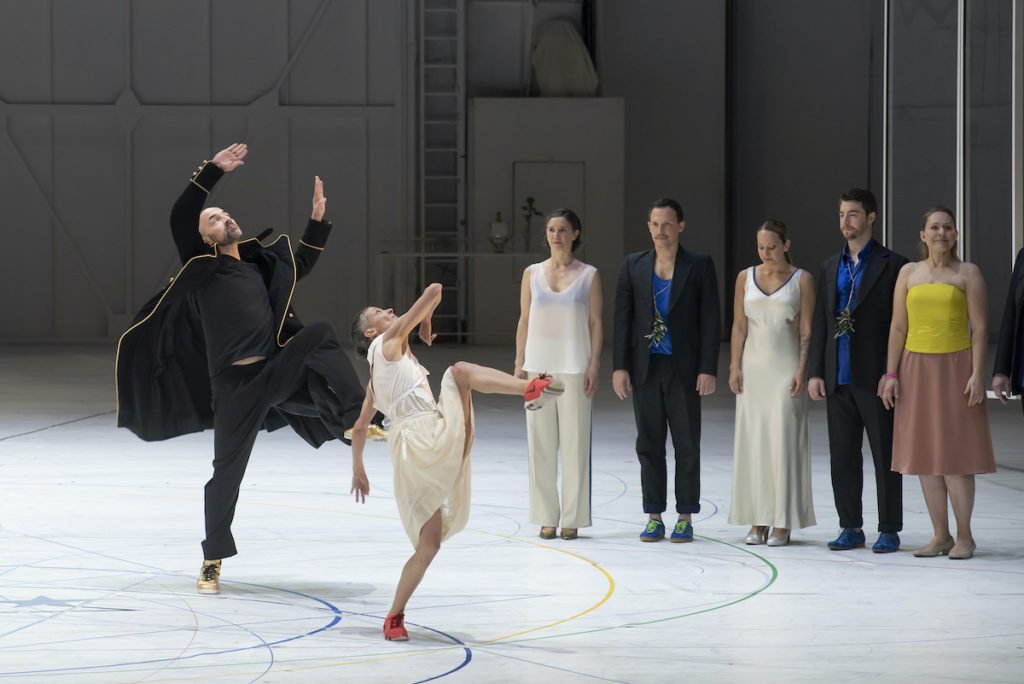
[729,267,815,529]
[368,336,474,548]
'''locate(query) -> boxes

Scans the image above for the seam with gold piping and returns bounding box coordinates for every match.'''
[299,239,324,252]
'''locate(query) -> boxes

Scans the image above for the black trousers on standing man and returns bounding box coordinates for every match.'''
[826,384,903,533]
[631,355,702,515]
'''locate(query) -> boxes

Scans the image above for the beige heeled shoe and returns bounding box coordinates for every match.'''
[912,537,955,558]
[948,540,976,560]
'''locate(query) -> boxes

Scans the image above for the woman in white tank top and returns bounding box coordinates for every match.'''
[348,284,564,642]
[514,209,603,540]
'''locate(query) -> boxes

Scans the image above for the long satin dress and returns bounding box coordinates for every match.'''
[729,267,816,529]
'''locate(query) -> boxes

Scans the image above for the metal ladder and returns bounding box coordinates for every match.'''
[418,0,467,340]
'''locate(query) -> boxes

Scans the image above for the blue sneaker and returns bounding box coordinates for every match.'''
[640,519,665,542]
[670,519,694,543]
[872,531,901,553]
[827,528,866,550]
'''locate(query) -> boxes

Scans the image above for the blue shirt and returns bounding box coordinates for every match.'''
[835,239,876,385]
[650,273,673,356]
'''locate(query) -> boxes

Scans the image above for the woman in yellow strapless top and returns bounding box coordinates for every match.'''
[879,207,995,560]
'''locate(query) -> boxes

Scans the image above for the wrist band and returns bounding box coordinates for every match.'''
[884,372,898,379]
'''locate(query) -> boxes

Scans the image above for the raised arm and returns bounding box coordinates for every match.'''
[293,176,333,281]
[384,283,444,351]
[169,143,247,264]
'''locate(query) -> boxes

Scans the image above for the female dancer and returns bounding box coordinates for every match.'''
[348,283,562,640]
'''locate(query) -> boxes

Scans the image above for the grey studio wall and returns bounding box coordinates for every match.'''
[0,0,1015,344]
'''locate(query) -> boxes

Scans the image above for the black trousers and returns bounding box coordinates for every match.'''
[631,354,702,515]
[203,322,363,560]
[826,384,903,533]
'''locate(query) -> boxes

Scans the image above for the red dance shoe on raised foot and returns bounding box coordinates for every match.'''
[384,613,409,641]
[524,374,564,411]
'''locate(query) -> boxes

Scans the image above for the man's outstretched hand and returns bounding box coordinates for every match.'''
[312,176,326,221]
[212,143,247,173]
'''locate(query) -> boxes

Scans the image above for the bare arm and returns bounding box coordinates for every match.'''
[964,263,989,406]
[348,384,376,503]
[384,283,444,350]
[792,269,816,395]
[879,263,912,409]
[728,269,748,395]
[514,267,533,378]
[584,270,604,397]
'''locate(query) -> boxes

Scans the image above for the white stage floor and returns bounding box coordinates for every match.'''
[1,344,1022,683]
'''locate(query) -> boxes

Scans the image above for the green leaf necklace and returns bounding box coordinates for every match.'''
[646,279,672,348]
[835,257,863,339]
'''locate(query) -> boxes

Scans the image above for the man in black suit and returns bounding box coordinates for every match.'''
[808,188,908,553]
[612,198,720,543]
[992,249,1024,405]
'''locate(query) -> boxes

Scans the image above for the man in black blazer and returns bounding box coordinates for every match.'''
[992,248,1024,405]
[613,199,721,543]
[808,188,908,553]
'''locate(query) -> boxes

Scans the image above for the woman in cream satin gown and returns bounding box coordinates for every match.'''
[348,283,563,641]
[729,221,816,545]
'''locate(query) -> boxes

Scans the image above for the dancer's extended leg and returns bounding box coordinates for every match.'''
[451,361,528,395]
[450,361,562,412]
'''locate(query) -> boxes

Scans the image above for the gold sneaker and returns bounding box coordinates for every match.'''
[343,423,388,441]
[197,559,221,594]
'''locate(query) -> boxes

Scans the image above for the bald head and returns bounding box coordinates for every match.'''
[199,207,243,247]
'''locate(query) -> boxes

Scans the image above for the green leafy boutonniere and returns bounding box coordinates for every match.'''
[834,307,855,338]
[646,309,668,347]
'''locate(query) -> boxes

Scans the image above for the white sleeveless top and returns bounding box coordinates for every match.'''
[523,261,596,374]
[367,336,436,426]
